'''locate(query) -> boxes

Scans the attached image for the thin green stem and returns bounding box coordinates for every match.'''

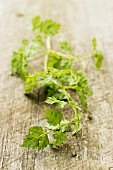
[64,85,76,90]
[47,36,51,49]
[80,53,93,60]
[50,50,79,60]
[50,50,94,62]
[44,36,51,72]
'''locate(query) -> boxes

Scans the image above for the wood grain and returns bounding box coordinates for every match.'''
[0,0,113,169]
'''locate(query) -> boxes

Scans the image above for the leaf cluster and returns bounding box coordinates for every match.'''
[11,36,44,80]
[11,16,61,80]
[22,109,82,149]
[32,16,61,37]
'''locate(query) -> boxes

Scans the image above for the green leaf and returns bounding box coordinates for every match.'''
[77,92,87,111]
[48,67,70,78]
[24,72,42,93]
[24,72,52,93]
[22,134,39,149]
[58,89,71,101]
[29,126,45,135]
[92,38,103,69]
[67,68,77,86]
[32,16,61,37]
[22,39,29,46]
[48,67,71,85]
[11,39,30,81]
[48,53,72,70]
[18,39,29,53]
[50,131,67,148]
[67,70,92,110]
[44,82,59,96]
[69,100,81,111]
[32,16,41,31]
[72,122,82,135]
[11,51,28,81]
[26,72,43,83]
[39,19,61,37]
[24,35,44,58]
[45,96,67,108]
[22,126,49,150]
[60,41,72,53]
[39,74,53,85]
[38,134,49,150]
[94,51,103,69]
[45,96,58,104]
[56,101,67,108]
[45,109,63,126]
[92,38,97,51]
[11,52,20,74]
[45,124,59,130]
[60,120,70,132]
[24,81,38,93]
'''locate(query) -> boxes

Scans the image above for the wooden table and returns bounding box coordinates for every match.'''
[0,0,113,169]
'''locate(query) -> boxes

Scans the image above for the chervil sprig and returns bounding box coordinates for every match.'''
[10,16,103,150]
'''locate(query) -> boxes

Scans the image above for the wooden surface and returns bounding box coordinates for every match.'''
[0,0,113,169]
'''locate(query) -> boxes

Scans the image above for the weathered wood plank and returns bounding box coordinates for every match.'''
[0,0,113,169]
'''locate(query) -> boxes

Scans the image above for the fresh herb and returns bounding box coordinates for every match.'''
[11,16,103,150]
[60,41,72,53]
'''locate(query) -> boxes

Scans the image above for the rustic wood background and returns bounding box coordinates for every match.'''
[0,0,113,169]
